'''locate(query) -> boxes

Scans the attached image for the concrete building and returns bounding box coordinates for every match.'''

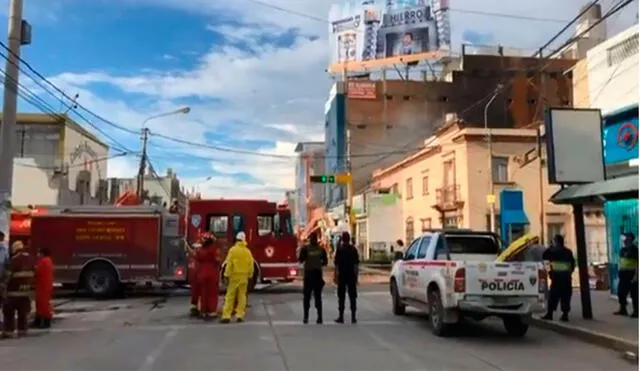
[370,122,606,264]
[572,25,638,114]
[108,168,186,207]
[557,3,607,60]
[294,142,326,228]
[8,113,110,206]
[324,45,578,208]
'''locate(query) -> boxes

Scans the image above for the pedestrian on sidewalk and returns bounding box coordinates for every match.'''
[333,231,360,324]
[614,232,638,318]
[298,232,328,324]
[0,232,10,326]
[541,235,575,322]
[33,247,53,329]
[2,241,35,339]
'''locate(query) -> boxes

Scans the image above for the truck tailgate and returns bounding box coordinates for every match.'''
[465,262,540,296]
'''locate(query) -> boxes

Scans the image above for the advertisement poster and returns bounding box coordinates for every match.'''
[328,0,451,72]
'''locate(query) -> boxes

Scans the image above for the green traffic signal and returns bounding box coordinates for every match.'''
[328,175,335,183]
[320,175,327,182]
[310,175,337,183]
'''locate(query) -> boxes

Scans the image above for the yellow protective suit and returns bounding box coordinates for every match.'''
[222,240,255,320]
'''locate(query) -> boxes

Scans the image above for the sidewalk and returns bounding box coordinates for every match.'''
[531,290,638,355]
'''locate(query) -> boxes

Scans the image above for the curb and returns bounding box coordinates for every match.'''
[530,317,638,355]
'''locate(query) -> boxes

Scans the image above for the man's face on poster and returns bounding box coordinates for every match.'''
[402,33,413,46]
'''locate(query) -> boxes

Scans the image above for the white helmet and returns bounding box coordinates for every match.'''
[236,231,246,241]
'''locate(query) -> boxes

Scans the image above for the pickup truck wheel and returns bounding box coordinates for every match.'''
[84,263,118,299]
[390,280,406,315]
[428,289,452,337]
[502,315,529,337]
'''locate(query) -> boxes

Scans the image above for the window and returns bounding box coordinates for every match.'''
[492,156,509,183]
[445,235,500,256]
[208,215,228,237]
[406,177,413,199]
[547,223,564,244]
[391,183,399,195]
[607,33,639,66]
[416,236,431,259]
[405,217,414,244]
[232,215,244,234]
[421,218,432,232]
[274,213,281,235]
[404,238,421,260]
[422,176,429,195]
[257,215,274,236]
[435,237,449,260]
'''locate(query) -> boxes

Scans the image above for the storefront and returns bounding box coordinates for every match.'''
[601,104,639,294]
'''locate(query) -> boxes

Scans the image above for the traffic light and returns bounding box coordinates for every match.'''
[309,173,351,184]
[309,175,335,183]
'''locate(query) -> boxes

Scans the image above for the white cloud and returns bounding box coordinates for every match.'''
[107,155,139,178]
[41,0,638,202]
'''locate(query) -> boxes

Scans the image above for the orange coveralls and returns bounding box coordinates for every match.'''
[35,256,54,321]
[195,246,220,318]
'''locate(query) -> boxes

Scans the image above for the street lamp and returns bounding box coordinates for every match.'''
[484,85,503,234]
[137,107,191,198]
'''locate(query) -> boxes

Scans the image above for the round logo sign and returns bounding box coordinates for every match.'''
[265,246,274,258]
[617,122,638,151]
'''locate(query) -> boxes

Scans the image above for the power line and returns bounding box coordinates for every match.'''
[15,151,132,170]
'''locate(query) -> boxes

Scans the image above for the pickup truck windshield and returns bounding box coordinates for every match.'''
[445,234,499,259]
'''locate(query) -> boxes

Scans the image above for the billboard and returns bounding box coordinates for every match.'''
[328,0,451,73]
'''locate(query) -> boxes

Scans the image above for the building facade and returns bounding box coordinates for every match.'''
[324,83,347,208]
[294,142,326,228]
[370,123,606,263]
[108,168,186,207]
[10,113,109,206]
[324,45,578,208]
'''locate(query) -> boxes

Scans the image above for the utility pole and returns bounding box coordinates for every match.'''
[537,48,546,245]
[484,85,502,233]
[342,62,354,237]
[0,0,26,241]
[136,128,149,199]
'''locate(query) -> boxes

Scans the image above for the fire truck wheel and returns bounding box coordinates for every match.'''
[83,262,119,299]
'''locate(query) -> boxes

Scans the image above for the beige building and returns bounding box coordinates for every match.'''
[370,122,606,263]
[10,113,110,206]
[108,168,186,207]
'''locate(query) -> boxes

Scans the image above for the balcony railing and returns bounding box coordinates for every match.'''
[434,184,463,211]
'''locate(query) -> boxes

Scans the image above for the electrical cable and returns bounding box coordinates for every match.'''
[15,151,132,170]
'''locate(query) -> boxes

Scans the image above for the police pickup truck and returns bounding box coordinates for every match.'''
[389,229,546,337]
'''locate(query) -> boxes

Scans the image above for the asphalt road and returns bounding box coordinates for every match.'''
[0,284,634,370]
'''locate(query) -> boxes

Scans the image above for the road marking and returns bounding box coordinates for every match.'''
[138,328,178,371]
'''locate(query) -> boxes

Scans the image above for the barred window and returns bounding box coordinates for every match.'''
[607,33,639,66]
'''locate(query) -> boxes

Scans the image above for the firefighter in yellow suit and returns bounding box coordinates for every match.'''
[221,231,255,323]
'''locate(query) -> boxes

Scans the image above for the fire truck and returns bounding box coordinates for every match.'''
[29,205,187,298]
[186,199,298,289]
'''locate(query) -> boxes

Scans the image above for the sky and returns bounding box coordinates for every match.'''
[0,0,637,202]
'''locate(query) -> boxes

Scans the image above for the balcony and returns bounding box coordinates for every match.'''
[433,184,464,212]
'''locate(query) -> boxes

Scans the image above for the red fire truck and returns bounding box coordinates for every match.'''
[186,199,298,289]
[29,205,187,298]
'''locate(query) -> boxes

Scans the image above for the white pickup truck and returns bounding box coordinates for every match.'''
[390,229,547,337]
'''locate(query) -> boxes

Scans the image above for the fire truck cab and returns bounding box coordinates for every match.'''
[186,199,298,289]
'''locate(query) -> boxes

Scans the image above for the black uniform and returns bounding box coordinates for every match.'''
[615,241,638,317]
[298,241,328,324]
[334,241,360,323]
[542,243,575,321]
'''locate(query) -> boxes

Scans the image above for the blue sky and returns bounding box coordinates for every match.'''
[0,0,636,200]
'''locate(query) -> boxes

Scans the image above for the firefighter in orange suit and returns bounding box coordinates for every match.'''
[33,247,54,329]
[187,240,202,317]
[2,241,35,338]
[221,232,254,323]
[195,233,220,321]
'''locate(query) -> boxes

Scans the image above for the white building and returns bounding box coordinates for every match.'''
[108,168,186,207]
[10,113,110,206]
[294,142,326,228]
[573,25,638,113]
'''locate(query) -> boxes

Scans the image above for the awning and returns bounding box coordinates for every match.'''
[501,209,529,225]
[550,174,639,205]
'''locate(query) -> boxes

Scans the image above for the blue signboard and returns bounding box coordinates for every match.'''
[602,105,639,165]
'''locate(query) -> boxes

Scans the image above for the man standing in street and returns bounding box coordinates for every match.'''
[33,247,53,329]
[334,231,360,324]
[195,233,220,321]
[221,231,254,323]
[2,241,35,338]
[614,232,638,318]
[298,232,328,324]
[0,231,9,326]
[541,235,575,322]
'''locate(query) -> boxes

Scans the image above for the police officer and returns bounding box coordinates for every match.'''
[615,232,638,318]
[298,232,328,324]
[541,235,575,322]
[334,231,360,324]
